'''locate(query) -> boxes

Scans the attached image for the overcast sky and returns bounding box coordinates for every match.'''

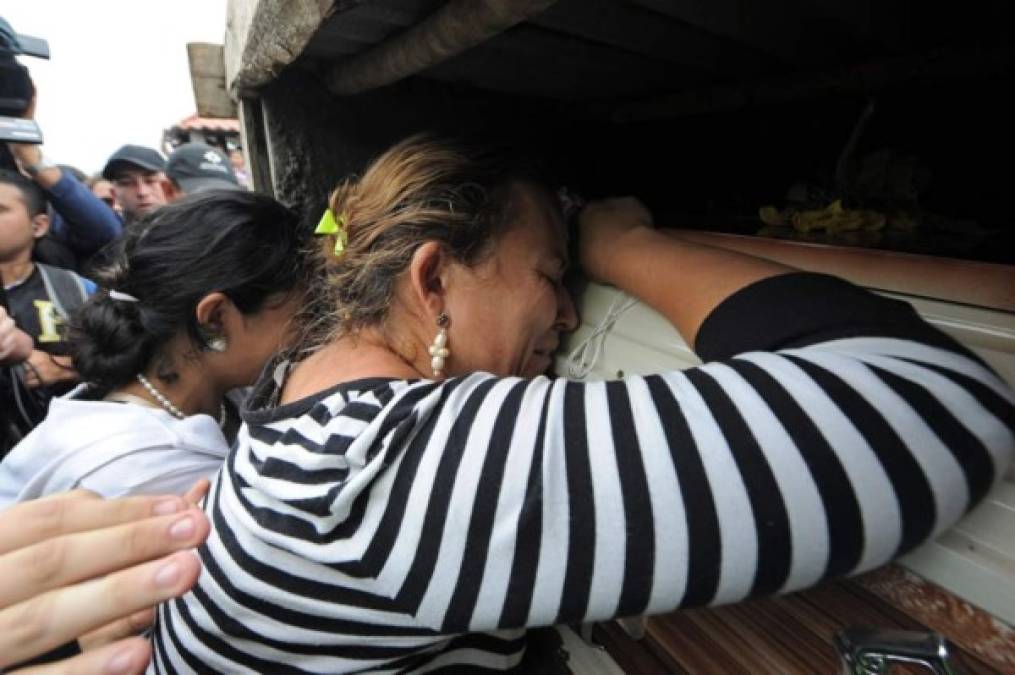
[2,0,228,174]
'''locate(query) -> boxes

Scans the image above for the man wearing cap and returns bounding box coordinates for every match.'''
[163,142,240,201]
[101,144,167,224]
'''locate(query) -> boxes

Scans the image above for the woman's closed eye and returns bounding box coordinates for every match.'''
[540,271,564,286]
[539,262,567,285]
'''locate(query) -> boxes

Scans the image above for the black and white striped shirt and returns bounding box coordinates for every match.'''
[152,274,1014,673]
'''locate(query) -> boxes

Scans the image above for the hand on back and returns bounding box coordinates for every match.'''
[0,482,210,674]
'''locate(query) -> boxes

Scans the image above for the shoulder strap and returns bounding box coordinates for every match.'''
[35,263,89,320]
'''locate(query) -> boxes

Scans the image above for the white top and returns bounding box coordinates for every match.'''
[0,386,229,506]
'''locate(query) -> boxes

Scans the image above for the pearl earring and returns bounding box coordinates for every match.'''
[428,313,450,377]
[206,335,228,353]
[199,327,228,352]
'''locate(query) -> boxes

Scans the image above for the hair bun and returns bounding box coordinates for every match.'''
[68,294,156,390]
[70,191,308,393]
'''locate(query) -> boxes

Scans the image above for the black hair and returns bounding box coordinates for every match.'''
[0,167,47,217]
[69,190,313,392]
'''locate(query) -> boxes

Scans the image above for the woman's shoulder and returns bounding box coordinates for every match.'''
[13,398,226,474]
[0,399,229,505]
[44,395,200,439]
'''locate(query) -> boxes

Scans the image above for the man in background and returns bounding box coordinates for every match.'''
[101,144,167,224]
[0,169,95,455]
[163,142,240,200]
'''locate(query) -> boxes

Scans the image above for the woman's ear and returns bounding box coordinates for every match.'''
[195,292,235,352]
[406,241,447,316]
[195,292,227,327]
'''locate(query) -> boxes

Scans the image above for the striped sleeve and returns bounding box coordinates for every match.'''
[151,274,1014,672]
[403,275,1014,632]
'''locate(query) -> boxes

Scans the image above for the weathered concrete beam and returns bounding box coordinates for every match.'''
[325,0,559,96]
[188,43,237,118]
[225,0,340,98]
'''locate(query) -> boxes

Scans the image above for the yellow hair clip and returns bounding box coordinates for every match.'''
[315,209,349,256]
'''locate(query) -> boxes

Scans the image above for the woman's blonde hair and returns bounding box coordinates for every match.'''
[303,134,545,344]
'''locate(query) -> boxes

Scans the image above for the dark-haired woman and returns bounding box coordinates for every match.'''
[0,191,311,505]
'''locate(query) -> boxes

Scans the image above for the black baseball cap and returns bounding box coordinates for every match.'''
[166,143,239,194]
[102,144,166,180]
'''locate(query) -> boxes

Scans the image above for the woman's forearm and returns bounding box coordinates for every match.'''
[599,227,795,350]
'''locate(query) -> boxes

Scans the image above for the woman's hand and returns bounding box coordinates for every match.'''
[77,479,213,652]
[0,489,210,674]
[577,197,654,283]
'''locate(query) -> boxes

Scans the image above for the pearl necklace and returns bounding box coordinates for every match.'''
[135,373,228,427]
[136,374,185,419]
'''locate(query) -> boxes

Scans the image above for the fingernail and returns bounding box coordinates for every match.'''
[155,560,181,587]
[106,646,136,674]
[169,515,195,540]
[153,498,183,515]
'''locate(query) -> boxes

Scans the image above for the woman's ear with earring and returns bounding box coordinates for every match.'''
[197,323,228,352]
[195,292,230,353]
[205,332,229,353]
[405,243,452,377]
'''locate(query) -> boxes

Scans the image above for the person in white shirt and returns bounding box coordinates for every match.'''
[0,190,312,504]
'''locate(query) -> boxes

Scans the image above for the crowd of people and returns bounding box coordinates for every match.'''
[1,94,250,461]
[1,22,1014,675]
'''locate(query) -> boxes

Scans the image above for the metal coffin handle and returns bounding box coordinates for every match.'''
[834,627,967,675]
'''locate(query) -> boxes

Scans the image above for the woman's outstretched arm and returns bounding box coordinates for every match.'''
[579,197,795,349]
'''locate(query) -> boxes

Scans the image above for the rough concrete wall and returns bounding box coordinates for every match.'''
[225,0,334,97]
[258,67,581,229]
[325,0,559,95]
[224,0,258,90]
